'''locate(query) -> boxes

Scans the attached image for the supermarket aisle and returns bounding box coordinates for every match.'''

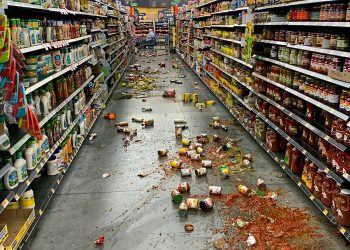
[24,52,347,249]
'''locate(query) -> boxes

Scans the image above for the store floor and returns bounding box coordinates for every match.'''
[24,52,348,250]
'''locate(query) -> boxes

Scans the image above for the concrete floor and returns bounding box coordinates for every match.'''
[24,52,348,250]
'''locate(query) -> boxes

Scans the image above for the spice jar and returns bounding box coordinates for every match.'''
[337,34,349,51]
[304,32,314,46]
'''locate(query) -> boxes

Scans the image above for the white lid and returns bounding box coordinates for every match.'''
[341,189,350,195]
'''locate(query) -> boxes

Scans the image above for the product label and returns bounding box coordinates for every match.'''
[337,208,344,218]
[42,138,50,153]
[31,154,36,168]
[8,171,18,187]
[314,185,319,192]
[36,148,41,163]
[20,197,35,208]
[54,54,61,67]
[22,165,28,180]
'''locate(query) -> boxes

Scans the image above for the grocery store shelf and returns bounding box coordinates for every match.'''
[256,39,350,58]
[194,26,205,29]
[94,0,125,13]
[194,36,203,39]
[252,72,349,121]
[90,42,102,48]
[211,48,253,68]
[210,24,247,28]
[109,49,125,65]
[107,32,117,36]
[212,7,249,15]
[20,35,91,54]
[254,54,350,88]
[7,1,108,17]
[107,24,118,27]
[254,0,337,10]
[193,14,211,19]
[255,21,350,27]
[196,0,220,8]
[204,34,241,45]
[26,54,93,95]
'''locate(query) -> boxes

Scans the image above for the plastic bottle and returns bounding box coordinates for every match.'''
[79,115,86,136]
[40,89,49,115]
[21,20,30,48]
[14,150,28,183]
[71,127,77,148]
[64,47,72,66]
[60,109,67,130]
[20,188,35,209]
[25,140,36,171]
[4,157,18,190]
[44,86,52,110]
[31,137,41,166]
[10,19,18,46]
[16,19,24,48]
[33,91,41,115]
[53,146,63,170]
[52,50,62,72]
[41,128,50,156]
[66,106,72,125]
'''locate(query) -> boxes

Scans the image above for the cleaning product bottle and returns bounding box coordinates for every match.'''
[71,127,77,148]
[53,146,63,170]
[52,49,62,72]
[45,85,52,110]
[31,137,41,166]
[64,47,72,66]
[25,140,36,170]
[41,128,49,156]
[60,109,67,130]
[20,188,35,209]
[33,91,41,116]
[4,157,18,190]
[0,115,10,151]
[14,150,28,183]
[66,106,72,125]
[40,89,49,115]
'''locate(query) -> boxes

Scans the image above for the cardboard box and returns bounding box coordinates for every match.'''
[0,209,35,250]
[328,69,350,83]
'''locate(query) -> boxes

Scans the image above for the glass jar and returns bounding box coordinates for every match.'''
[302,51,311,69]
[316,33,324,47]
[336,34,349,51]
[322,33,331,49]
[304,32,313,46]
[330,34,338,50]
[298,32,307,45]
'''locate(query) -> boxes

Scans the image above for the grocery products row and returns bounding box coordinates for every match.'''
[0,1,134,248]
[177,0,350,242]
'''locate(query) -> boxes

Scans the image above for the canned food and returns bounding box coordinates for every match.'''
[170,160,182,168]
[116,121,128,126]
[212,121,220,129]
[193,143,203,149]
[171,190,183,204]
[131,117,144,122]
[116,126,124,132]
[191,154,201,161]
[175,127,183,138]
[219,165,230,178]
[192,93,198,103]
[142,119,154,127]
[186,150,197,157]
[199,198,214,211]
[196,147,203,154]
[195,167,207,176]
[213,134,221,142]
[182,139,191,146]
[186,198,199,209]
[257,179,267,191]
[237,185,252,196]
[181,168,192,177]
[178,147,188,155]
[178,182,190,192]
[212,117,220,121]
[182,93,191,102]
[142,106,152,112]
[202,160,212,168]
[158,149,169,157]
[209,186,222,195]
[178,202,188,217]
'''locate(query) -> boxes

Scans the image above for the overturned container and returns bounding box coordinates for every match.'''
[181,168,192,177]
[116,121,128,127]
[142,106,152,112]
[209,186,222,195]
[175,126,183,138]
[182,93,191,102]
[158,149,169,157]
[202,160,212,168]
[163,89,176,98]
[186,150,197,158]
[199,198,214,211]
[142,119,154,127]
[132,117,144,123]
[195,167,207,177]
[178,147,188,155]
[178,182,190,192]
[182,139,191,146]
[186,198,199,209]
[178,202,188,217]
[191,154,201,161]
[170,160,183,169]
[171,190,183,204]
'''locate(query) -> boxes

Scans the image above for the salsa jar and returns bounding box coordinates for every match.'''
[335,119,346,143]
[313,169,326,199]
[321,175,336,207]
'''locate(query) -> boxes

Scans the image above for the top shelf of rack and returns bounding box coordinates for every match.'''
[254,0,338,11]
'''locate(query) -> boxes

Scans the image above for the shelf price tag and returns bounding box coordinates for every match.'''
[309,195,315,201]
[322,209,328,215]
[324,168,329,174]
[38,209,43,216]
[297,182,302,187]
[340,227,346,235]
[1,199,8,207]
[51,188,55,194]
[302,149,307,155]
[343,172,350,180]
[14,194,20,200]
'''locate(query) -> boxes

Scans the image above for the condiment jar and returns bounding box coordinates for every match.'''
[321,175,336,207]
[291,147,303,175]
[331,183,343,215]
[336,34,349,51]
[335,119,346,143]
[336,189,350,226]
[313,169,326,199]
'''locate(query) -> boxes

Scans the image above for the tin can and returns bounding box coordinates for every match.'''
[178,147,188,155]
[170,160,182,168]
[219,165,230,178]
[175,127,183,138]
[174,119,187,124]
[209,186,222,195]
[158,149,169,157]
[116,121,128,126]
[116,126,124,132]
[142,119,154,127]
[142,106,152,112]
[186,150,197,157]
[193,143,203,149]
[202,160,212,168]
[211,121,220,129]
[257,179,267,192]
[199,198,214,211]
[182,139,191,146]
[212,117,220,121]
[188,144,195,150]
[196,147,203,154]
[213,134,221,142]
[171,190,183,204]
[132,117,144,122]
[163,89,176,97]
[178,202,188,217]
[192,93,198,104]
[206,100,216,105]
[181,168,192,177]
[237,185,252,196]
[191,154,201,161]
[195,167,207,176]
[182,93,191,102]
[186,198,199,209]
[178,182,190,192]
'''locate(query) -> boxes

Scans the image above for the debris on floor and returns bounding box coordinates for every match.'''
[184,224,194,232]
[138,170,150,177]
[94,235,105,245]
[104,112,116,120]
[102,173,110,178]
